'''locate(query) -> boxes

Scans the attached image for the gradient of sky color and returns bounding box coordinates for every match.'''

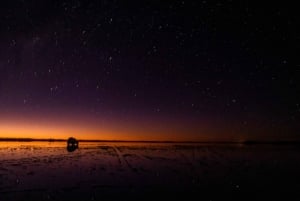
[0,1,298,141]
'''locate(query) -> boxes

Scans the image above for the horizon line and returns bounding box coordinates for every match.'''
[0,137,300,145]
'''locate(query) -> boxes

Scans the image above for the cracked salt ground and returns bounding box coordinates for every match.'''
[0,142,300,200]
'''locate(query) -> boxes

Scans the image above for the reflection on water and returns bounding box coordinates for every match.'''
[66,144,78,152]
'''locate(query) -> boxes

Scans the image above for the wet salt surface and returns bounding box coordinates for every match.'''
[0,142,300,200]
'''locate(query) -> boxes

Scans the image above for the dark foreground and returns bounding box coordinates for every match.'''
[0,142,300,201]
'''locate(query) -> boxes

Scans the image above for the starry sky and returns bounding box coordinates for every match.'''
[0,1,299,141]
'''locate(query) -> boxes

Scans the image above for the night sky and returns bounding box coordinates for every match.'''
[0,1,299,141]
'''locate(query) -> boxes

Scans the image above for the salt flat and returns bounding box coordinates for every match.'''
[0,142,300,200]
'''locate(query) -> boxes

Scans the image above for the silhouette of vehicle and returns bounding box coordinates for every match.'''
[67,137,79,152]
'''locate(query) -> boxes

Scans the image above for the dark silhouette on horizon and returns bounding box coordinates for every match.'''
[67,137,79,152]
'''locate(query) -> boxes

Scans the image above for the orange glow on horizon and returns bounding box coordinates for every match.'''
[0,119,209,141]
[0,114,248,142]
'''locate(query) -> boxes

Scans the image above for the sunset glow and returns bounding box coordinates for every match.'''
[0,1,298,143]
[0,1,298,200]
[0,112,234,141]
[0,120,203,141]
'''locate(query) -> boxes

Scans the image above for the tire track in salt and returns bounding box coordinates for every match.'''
[110,146,131,171]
